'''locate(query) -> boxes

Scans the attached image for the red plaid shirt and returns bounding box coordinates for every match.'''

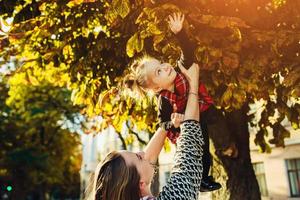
[159,72,213,143]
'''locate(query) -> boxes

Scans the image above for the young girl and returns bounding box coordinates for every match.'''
[124,13,222,192]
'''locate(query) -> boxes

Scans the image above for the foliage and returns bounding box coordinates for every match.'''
[0,73,82,198]
[0,0,299,152]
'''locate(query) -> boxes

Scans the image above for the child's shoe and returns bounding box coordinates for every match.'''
[200,176,222,192]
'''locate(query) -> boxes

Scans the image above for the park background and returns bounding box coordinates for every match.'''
[0,0,299,199]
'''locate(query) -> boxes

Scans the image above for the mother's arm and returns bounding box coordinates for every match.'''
[156,63,203,200]
[144,108,184,164]
[144,127,167,164]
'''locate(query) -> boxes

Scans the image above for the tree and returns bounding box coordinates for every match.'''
[0,72,82,199]
[0,0,299,199]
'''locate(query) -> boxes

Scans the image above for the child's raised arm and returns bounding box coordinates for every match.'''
[167,12,198,68]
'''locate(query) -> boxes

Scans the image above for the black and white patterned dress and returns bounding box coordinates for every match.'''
[142,120,204,200]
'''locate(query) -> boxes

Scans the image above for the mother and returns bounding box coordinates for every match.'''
[85,63,204,200]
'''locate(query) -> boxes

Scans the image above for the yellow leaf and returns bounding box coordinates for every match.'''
[209,48,222,58]
[147,22,162,35]
[27,72,40,86]
[221,86,233,108]
[67,0,83,8]
[164,139,171,153]
[233,88,246,104]
[112,0,130,19]
[153,34,164,51]
[126,33,144,57]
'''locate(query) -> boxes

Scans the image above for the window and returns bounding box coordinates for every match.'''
[253,162,268,196]
[286,158,300,197]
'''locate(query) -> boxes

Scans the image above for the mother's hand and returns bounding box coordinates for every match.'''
[171,104,184,128]
[178,62,200,90]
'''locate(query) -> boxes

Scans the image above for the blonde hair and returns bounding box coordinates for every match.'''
[123,56,156,98]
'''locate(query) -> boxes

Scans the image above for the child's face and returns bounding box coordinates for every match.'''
[144,58,177,92]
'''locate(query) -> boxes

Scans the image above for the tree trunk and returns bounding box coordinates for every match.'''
[11,182,27,200]
[11,170,27,200]
[209,104,261,200]
[37,183,47,200]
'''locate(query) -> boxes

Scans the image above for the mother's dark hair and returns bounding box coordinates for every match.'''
[85,151,141,200]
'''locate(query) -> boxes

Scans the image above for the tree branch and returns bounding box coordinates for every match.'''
[126,121,147,145]
[115,130,127,150]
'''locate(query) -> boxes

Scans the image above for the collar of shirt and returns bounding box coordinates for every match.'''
[140,196,155,200]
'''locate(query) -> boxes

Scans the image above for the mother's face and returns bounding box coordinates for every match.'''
[120,151,155,185]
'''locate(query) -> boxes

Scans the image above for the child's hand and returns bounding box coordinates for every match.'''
[171,104,184,128]
[168,12,184,34]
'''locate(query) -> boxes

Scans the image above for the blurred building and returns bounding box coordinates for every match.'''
[250,127,300,200]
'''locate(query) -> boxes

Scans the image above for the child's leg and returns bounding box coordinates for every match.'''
[200,118,211,181]
[200,107,222,192]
